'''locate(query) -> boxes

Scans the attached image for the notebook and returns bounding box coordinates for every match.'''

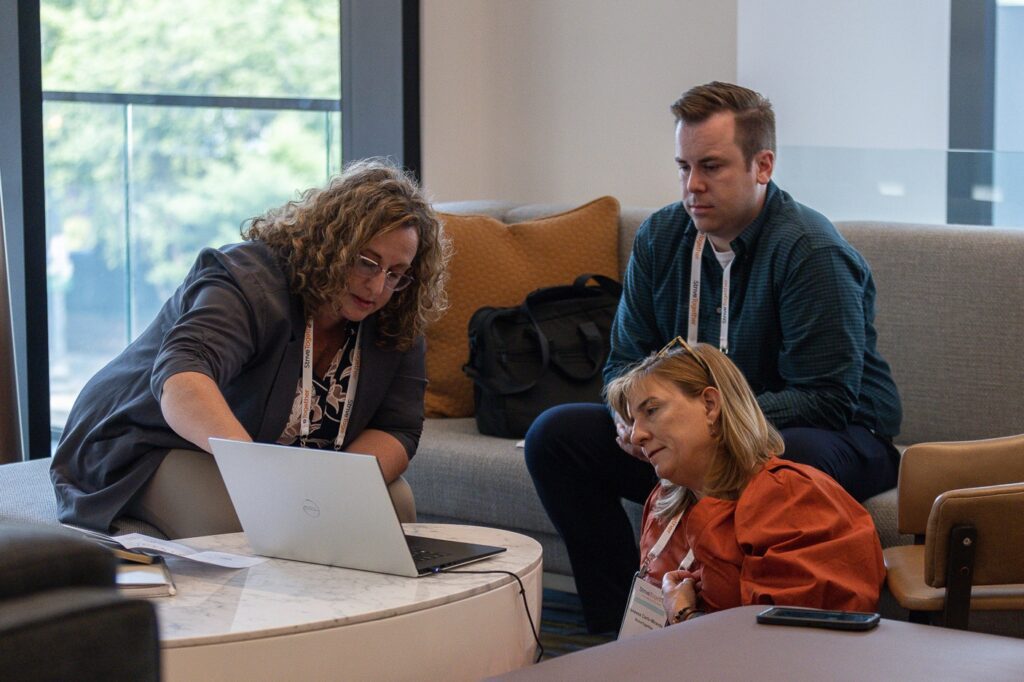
[208,438,505,577]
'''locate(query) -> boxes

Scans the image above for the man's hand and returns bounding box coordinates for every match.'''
[613,411,648,462]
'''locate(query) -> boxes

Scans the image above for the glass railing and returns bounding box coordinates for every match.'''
[774,146,1024,228]
[44,93,341,431]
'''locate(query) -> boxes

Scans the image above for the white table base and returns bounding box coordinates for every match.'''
[156,524,542,681]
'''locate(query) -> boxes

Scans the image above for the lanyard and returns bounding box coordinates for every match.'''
[639,510,685,578]
[300,318,362,450]
[687,232,732,354]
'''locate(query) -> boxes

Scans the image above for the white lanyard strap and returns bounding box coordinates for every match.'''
[299,319,362,450]
[687,234,705,346]
[719,260,732,355]
[680,548,695,572]
[336,324,362,448]
[687,233,731,354]
[639,510,685,577]
[300,319,315,438]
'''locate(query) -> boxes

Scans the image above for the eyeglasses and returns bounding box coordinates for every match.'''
[657,336,716,386]
[353,254,415,291]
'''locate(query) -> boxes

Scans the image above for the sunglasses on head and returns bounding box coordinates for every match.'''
[657,336,716,386]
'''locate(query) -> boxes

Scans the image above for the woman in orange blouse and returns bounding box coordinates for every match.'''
[605,339,885,625]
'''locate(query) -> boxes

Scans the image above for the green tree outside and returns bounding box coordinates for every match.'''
[41,0,341,423]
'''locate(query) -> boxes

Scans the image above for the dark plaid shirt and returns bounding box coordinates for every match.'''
[607,182,902,438]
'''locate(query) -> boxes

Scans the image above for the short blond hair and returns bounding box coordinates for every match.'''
[605,343,784,518]
[243,158,451,350]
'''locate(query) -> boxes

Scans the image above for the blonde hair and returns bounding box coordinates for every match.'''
[605,344,785,519]
[243,158,452,350]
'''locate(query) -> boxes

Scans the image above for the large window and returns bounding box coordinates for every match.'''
[41,1,342,430]
[3,1,416,458]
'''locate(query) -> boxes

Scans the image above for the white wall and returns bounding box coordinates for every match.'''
[420,0,738,208]
[738,0,950,151]
[420,1,965,225]
[737,0,952,223]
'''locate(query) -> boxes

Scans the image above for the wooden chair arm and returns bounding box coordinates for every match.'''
[925,481,1024,587]
[897,434,1024,536]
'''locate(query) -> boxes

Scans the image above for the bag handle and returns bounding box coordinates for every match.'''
[549,320,604,381]
[523,274,620,381]
[463,313,551,396]
[572,273,622,296]
[464,273,621,395]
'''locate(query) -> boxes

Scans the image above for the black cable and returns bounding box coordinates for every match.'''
[433,567,544,663]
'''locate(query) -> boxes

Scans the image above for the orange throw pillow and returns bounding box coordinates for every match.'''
[426,196,621,418]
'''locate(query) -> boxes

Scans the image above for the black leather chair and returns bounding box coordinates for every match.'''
[0,522,161,681]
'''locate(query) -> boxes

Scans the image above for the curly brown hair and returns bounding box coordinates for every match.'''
[242,158,451,350]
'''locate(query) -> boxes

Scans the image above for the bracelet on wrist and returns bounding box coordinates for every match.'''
[672,606,703,624]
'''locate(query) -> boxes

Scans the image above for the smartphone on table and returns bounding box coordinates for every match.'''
[756,606,880,631]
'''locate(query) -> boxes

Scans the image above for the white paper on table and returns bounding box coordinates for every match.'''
[114,533,265,568]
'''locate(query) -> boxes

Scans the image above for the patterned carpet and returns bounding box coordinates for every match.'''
[537,588,615,660]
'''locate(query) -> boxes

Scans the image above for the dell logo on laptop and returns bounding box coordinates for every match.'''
[302,499,321,517]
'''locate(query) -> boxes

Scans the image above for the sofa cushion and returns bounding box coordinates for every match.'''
[425,197,621,417]
[0,458,163,537]
[406,417,643,575]
[836,222,1024,444]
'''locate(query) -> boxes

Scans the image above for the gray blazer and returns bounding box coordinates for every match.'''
[51,241,426,532]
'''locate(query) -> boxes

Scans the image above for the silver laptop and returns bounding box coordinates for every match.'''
[209,438,505,577]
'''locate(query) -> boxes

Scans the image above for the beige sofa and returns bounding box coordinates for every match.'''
[406,201,1024,599]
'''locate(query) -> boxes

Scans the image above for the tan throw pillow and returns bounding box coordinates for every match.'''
[426,196,621,418]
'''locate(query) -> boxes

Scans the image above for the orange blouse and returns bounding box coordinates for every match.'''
[638,457,885,613]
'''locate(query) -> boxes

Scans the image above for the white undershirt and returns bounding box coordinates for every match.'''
[712,246,735,270]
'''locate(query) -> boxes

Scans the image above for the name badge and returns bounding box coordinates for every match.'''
[618,572,666,640]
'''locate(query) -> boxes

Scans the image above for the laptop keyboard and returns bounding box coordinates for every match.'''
[411,547,449,563]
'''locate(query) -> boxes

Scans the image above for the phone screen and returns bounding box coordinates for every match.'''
[767,608,874,622]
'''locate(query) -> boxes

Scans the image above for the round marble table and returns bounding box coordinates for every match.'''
[154,524,543,681]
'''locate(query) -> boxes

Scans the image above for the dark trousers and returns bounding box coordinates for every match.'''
[524,402,899,633]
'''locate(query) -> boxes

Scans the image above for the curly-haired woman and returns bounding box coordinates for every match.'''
[52,159,451,538]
